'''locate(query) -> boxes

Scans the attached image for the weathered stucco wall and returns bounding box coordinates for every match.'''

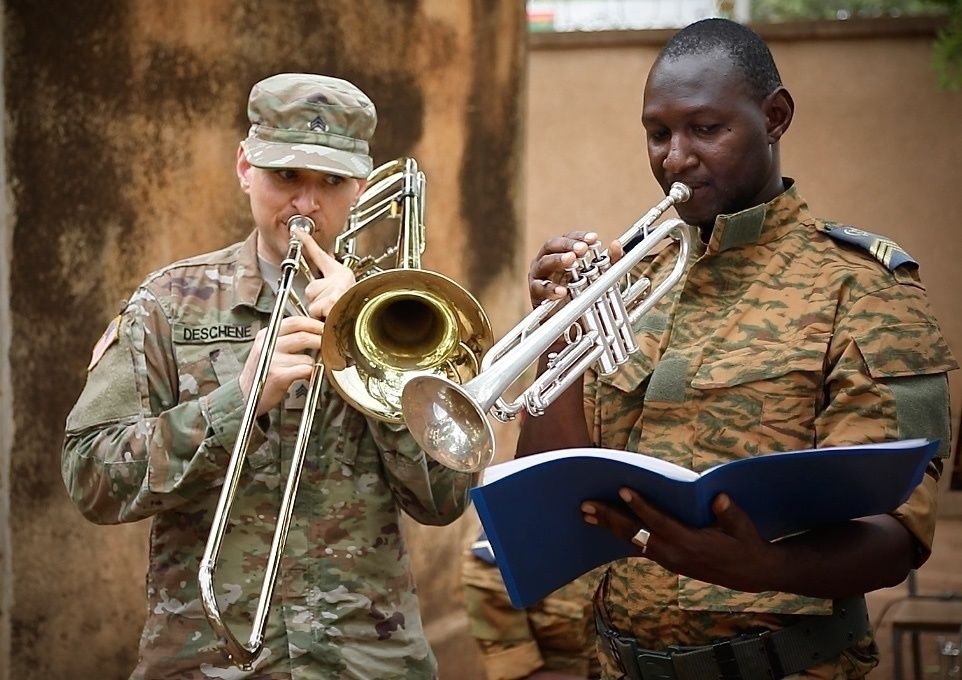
[1,1,525,678]
[526,16,962,508]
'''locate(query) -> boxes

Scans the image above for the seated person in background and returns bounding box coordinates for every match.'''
[462,529,601,680]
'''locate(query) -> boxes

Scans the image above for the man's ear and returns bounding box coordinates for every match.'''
[763,86,794,144]
[236,143,253,192]
[354,178,368,203]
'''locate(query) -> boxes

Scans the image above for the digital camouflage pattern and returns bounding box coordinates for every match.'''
[62,230,475,679]
[243,73,376,179]
[582,182,957,679]
[462,549,600,680]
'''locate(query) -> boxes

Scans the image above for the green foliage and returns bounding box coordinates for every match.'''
[744,0,961,89]
[927,0,962,88]
[749,0,944,22]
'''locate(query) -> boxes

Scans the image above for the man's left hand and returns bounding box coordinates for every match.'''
[581,488,778,593]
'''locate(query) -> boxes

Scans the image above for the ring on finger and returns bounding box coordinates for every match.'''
[631,527,651,554]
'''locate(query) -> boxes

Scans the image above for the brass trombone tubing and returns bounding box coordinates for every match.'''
[334,157,425,276]
[198,216,321,671]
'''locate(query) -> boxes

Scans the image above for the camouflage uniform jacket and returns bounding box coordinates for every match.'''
[62,230,475,680]
[585,182,957,678]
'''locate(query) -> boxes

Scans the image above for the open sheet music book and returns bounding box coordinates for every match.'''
[471,439,938,608]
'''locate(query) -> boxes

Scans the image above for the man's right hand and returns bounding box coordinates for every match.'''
[295,230,356,321]
[238,315,325,416]
[526,230,625,310]
[527,231,596,310]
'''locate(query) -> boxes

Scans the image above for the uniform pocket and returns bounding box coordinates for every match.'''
[690,335,829,458]
[172,343,224,401]
[173,341,276,470]
[852,322,957,379]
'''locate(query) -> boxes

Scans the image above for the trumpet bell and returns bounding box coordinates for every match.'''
[401,374,494,473]
[322,268,492,423]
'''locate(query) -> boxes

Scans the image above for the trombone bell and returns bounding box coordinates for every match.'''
[322,268,491,423]
[357,288,459,369]
[321,158,492,423]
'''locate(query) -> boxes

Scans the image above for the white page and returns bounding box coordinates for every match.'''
[481,447,699,486]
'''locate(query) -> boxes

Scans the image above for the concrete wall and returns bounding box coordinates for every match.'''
[0,1,525,678]
[526,16,962,511]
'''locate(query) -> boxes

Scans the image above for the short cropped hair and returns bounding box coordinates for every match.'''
[658,18,782,101]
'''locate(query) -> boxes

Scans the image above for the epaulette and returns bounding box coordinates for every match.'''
[470,529,497,565]
[823,225,917,271]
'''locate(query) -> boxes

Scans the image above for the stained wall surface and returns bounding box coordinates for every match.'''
[0,2,525,678]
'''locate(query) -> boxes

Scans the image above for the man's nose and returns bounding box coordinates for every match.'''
[662,135,695,173]
[292,185,321,213]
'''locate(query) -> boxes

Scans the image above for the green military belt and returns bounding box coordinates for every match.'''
[592,571,869,680]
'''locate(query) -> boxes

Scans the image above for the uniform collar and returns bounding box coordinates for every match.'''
[232,230,276,314]
[705,179,811,253]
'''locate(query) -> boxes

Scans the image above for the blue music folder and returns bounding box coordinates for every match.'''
[470,439,938,609]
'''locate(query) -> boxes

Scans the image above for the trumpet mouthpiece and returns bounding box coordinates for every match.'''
[287,215,316,235]
[669,183,692,203]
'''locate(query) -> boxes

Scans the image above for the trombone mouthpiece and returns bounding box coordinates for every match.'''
[669,183,692,203]
[287,215,316,235]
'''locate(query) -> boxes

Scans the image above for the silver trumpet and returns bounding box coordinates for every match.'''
[400,182,692,473]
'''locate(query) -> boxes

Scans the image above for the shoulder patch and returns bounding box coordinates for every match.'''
[824,225,917,270]
[88,315,121,370]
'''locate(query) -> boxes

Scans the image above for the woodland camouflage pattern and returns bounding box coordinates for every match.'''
[582,182,957,679]
[62,230,474,679]
[243,73,377,179]
[462,552,600,679]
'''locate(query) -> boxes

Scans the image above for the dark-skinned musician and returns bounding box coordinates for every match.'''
[520,18,956,680]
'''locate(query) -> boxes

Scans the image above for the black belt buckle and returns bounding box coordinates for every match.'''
[712,639,741,680]
[600,627,629,677]
[635,648,676,680]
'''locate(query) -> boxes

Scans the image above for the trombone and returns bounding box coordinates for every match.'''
[199,157,492,669]
[321,158,492,422]
[400,182,692,473]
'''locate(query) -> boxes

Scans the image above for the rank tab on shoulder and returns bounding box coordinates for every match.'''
[88,315,121,370]
[825,225,917,270]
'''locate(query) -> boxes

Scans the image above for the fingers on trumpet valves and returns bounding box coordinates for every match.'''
[528,231,605,307]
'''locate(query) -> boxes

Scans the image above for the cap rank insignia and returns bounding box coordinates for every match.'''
[825,226,917,270]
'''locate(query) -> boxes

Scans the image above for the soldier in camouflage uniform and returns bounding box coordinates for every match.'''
[61,73,475,679]
[462,529,601,680]
[519,19,957,680]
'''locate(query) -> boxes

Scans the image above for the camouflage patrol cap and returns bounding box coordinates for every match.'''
[243,73,376,178]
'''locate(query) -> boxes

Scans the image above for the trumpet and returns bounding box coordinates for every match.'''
[199,157,492,669]
[400,183,692,473]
